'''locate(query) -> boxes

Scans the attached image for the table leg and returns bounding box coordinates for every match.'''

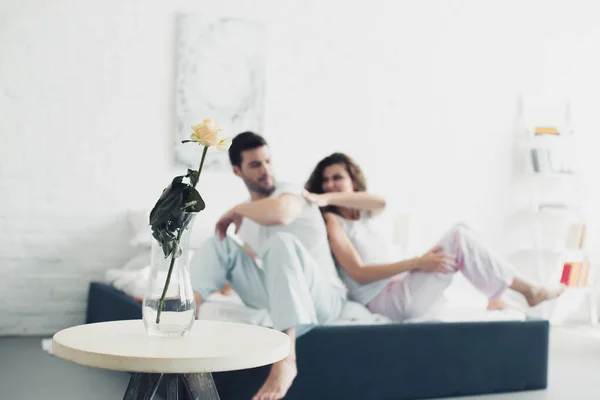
[165,374,179,400]
[181,373,221,400]
[123,373,163,400]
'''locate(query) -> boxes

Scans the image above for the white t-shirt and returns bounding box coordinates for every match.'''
[238,182,346,293]
[333,211,398,305]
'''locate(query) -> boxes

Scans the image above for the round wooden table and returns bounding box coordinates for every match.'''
[52,320,290,399]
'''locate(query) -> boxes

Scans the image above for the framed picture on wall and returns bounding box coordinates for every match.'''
[174,14,266,170]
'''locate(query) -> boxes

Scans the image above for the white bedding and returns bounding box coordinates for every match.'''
[110,206,526,325]
[104,266,525,325]
[104,266,394,325]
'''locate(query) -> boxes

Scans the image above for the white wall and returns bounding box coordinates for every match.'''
[1,0,599,334]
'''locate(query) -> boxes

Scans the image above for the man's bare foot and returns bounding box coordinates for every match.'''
[219,283,232,296]
[525,285,566,307]
[252,358,297,400]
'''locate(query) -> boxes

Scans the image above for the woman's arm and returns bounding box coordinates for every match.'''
[323,213,455,284]
[324,213,418,284]
[304,190,386,212]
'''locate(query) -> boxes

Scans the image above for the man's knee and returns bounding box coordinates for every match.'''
[196,234,237,262]
[262,233,303,272]
[263,232,300,252]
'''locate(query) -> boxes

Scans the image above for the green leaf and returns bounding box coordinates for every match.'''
[148,174,206,257]
[186,169,199,187]
[151,223,177,257]
[181,186,205,213]
[149,176,186,226]
[177,213,194,231]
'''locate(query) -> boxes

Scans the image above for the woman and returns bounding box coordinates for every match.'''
[304,153,563,321]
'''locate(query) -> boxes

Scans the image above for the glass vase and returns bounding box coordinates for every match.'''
[142,214,196,337]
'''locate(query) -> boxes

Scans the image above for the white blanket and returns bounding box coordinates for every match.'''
[105,266,525,326]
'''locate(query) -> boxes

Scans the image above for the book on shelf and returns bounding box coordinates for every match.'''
[535,127,560,135]
[530,148,574,174]
[560,261,591,287]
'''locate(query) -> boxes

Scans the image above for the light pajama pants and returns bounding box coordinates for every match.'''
[190,232,346,332]
[368,224,515,321]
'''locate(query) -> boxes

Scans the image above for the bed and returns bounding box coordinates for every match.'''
[87,281,549,400]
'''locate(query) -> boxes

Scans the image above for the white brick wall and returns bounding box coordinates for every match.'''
[2,0,600,334]
[0,1,175,335]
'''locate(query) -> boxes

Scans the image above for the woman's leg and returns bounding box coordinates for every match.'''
[368,270,456,321]
[441,224,563,306]
[510,275,564,307]
[368,224,563,321]
[369,224,508,320]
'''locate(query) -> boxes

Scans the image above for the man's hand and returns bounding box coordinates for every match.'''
[417,245,456,273]
[215,208,243,239]
[302,189,329,207]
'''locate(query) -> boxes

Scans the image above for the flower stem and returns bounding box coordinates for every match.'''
[155,230,183,324]
[155,145,209,325]
[194,146,209,188]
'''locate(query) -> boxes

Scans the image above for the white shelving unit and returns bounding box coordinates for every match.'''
[513,133,597,324]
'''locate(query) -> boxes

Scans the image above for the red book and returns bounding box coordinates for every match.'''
[560,263,572,286]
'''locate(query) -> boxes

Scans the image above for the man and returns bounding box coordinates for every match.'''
[190,132,347,400]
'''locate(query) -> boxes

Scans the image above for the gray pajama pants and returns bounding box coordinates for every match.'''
[190,232,346,332]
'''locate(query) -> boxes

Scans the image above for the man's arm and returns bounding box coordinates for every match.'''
[233,194,303,226]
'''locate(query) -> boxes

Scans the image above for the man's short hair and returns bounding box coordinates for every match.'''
[228,131,268,167]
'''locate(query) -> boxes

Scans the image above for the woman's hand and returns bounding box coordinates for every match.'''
[417,245,456,273]
[302,189,330,207]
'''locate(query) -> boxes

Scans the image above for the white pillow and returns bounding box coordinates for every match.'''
[128,208,151,248]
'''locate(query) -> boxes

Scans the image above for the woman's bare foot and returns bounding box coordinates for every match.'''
[252,358,297,400]
[487,298,506,311]
[525,285,566,307]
